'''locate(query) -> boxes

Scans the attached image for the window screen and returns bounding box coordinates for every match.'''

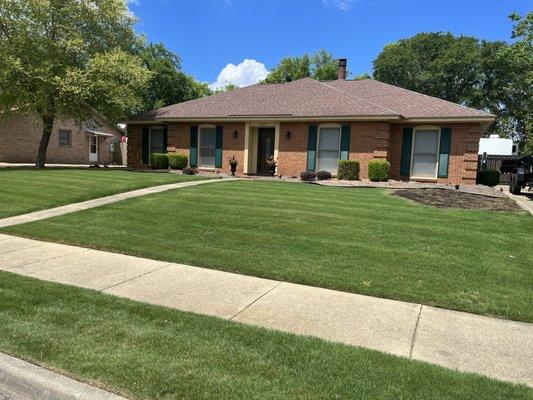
[199,127,216,167]
[317,127,341,173]
[411,130,439,178]
[150,128,165,154]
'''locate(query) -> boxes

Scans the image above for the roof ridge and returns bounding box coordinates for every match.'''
[317,80,401,116]
[367,79,494,116]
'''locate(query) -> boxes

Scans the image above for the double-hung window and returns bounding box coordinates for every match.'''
[411,128,440,178]
[317,126,341,173]
[59,130,71,147]
[149,127,165,154]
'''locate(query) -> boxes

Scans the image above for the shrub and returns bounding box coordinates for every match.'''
[337,160,360,180]
[368,160,391,182]
[316,170,332,181]
[168,153,188,170]
[182,166,197,175]
[477,169,500,187]
[150,153,169,169]
[300,171,316,181]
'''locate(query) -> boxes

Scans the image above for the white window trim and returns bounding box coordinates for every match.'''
[59,129,72,147]
[316,124,342,173]
[198,124,216,169]
[410,125,441,180]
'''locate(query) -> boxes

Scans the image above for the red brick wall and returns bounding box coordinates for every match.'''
[128,121,485,184]
[389,123,485,184]
[0,113,121,165]
[128,123,246,175]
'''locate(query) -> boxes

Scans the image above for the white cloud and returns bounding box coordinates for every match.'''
[209,59,269,90]
[322,0,356,10]
[126,0,140,4]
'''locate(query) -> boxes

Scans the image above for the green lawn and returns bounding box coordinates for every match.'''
[0,272,529,400]
[2,181,532,322]
[0,169,206,218]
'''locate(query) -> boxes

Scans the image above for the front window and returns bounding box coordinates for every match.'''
[411,128,440,178]
[199,126,216,168]
[317,126,341,173]
[149,127,165,154]
[59,130,71,147]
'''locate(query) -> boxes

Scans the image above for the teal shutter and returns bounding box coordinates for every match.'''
[400,128,413,176]
[141,127,149,164]
[340,125,351,160]
[162,126,168,153]
[307,125,318,171]
[215,126,223,168]
[438,128,452,178]
[189,126,198,167]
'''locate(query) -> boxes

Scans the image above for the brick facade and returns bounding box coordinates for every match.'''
[128,121,485,184]
[0,113,122,165]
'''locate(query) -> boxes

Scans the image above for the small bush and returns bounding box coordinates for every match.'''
[316,170,332,181]
[368,159,391,182]
[150,153,169,169]
[182,166,197,175]
[477,169,500,187]
[337,160,360,180]
[168,153,188,170]
[300,171,316,181]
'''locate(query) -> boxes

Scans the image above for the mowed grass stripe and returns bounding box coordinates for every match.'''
[0,169,206,218]
[3,180,532,321]
[0,272,529,400]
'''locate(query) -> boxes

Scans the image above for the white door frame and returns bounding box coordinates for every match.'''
[89,135,98,163]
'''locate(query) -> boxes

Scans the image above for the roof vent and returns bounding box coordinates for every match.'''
[338,58,347,80]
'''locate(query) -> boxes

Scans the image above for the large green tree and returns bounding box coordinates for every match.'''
[264,50,342,83]
[373,13,532,150]
[138,43,211,111]
[0,0,151,167]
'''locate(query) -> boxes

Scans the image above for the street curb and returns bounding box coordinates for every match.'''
[0,352,128,400]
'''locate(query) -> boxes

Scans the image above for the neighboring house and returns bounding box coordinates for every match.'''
[0,111,125,165]
[479,134,519,156]
[127,60,495,184]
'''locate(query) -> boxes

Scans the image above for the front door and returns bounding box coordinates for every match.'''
[89,136,98,163]
[257,128,275,174]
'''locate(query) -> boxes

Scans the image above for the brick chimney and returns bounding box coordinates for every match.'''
[338,58,347,80]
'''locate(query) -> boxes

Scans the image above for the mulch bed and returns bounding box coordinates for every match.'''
[392,188,522,212]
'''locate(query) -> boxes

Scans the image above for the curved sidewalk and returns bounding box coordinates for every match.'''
[0,233,531,387]
[0,178,231,228]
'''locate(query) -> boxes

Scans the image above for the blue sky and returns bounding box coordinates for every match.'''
[127,0,531,88]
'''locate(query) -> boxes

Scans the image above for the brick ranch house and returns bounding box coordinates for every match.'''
[0,111,125,165]
[127,60,495,184]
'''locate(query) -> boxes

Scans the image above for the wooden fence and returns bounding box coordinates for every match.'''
[477,154,520,184]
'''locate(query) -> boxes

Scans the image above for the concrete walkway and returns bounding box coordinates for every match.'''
[0,178,229,228]
[498,185,533,215]
[0,234,531,387]
[0,352,127,400]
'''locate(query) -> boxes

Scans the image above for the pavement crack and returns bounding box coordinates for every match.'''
[409,304,423,359]
[98,263,173,292]
[229,281,282,321]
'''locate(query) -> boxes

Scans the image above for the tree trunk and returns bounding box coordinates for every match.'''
[35,115,54,168]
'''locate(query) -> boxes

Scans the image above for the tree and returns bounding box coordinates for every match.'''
[138,42,211,111]
[373,33,482,103]
[213,84,238,94]
[0,0,151,167]
[373,14,532,148]
[263,50,342,83]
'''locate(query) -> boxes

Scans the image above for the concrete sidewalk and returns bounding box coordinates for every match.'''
[498,185,533,215]
[0,233,531,387]
[0,178,231,228]
[0,352,127,400]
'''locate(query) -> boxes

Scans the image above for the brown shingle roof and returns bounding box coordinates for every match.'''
[131,78,494,122]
